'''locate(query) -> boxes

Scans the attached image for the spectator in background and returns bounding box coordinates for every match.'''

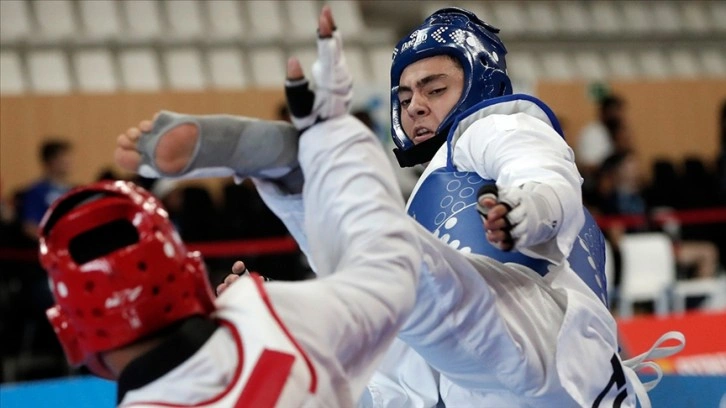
[597,151,645,218]
[0,180,13,227]
[603,115,634,156]
[718,99,726,204]
[577,95,626,199]
[151,178,184,232]
[96,167,122,182]
[597,150,719,285]
[20,140,73,240]
[277,101,291,123]
[7,143,75,378]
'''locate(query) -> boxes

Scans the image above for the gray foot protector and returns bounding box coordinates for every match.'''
[137,110,304,193]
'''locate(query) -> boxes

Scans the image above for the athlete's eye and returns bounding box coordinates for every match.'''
[429,87,447,96]
[399,99,411,108]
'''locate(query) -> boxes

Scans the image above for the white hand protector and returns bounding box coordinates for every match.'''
[498,182,564,250]
[285,30,353,130]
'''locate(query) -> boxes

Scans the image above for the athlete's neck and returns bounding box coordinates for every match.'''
[102,337,166,378]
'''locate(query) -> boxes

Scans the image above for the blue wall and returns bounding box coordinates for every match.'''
[1,374,724,407]
[1,376,115,408]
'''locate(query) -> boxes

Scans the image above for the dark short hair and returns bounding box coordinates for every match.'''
[277,102,290,122]
[603,117,623,137]
[443,53,463,70]
[600,150,634,175]
[40,140,71,165]
[599,95,624,115]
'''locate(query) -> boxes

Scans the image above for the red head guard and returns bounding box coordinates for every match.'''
[38,180,216,379]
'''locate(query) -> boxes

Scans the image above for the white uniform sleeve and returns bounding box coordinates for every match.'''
[452,113,585,262]
[264,115,422,399]
[251,179,315,270]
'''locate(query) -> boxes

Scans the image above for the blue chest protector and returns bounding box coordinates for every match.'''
[407,95,609,306]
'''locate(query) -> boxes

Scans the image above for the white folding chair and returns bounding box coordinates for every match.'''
[418,1,450,21]
[328,0,365,40]
[651,1,681,34]
[588,1,622,34]
[164,48,207,90]
[206,0,245,40]
[637,50,671,79]
[618,233,676,318]
[0,51,26,95]
[122,0,163,41]
[119,48,163,91]
[283,0,318,43]
[74,49,118,92]
[165,0,204,40]
[708,1,726,33]
[574,52,608,81]
[208,48,248,89]
[525,2,558,36]
[344,46,370,86]
[700,49,726,77]
[249,47,286,88]
[78,0,122,41]
[491,1,528,36]
[368,45,394,88]
[541,52,576,80]
[679,1,710,34]
[556,1,590,35]
[620,1,654,35]
[34,0,78,41]
[672,276,726,314]
[0,0,33,43]
[288,47,317,76]
[28,50,72,94]
[460,2,494,25]
[606,51,639,79]
[506,52,541,83]
[669,50,700,79]
[245,1,284,43]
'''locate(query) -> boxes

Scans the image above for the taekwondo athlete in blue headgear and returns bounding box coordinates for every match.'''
[380,7,638,407]
[390,7,608,303]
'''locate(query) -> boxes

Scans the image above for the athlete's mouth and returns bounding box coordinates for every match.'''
[412,127,434,141]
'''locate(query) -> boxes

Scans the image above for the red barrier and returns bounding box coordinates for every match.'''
[618,311,726,375]
[650,207,726,226]
[0,236,300,263]
[187,236,298,257]
[595,206,726,230]
[1,207,725,263]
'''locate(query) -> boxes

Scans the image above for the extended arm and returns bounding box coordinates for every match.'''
[263,8,421,399]
[455,112,584,262]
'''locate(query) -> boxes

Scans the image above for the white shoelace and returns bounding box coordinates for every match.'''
[621,331,686,408]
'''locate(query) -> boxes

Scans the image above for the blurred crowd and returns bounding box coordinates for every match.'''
[577,96,726,296]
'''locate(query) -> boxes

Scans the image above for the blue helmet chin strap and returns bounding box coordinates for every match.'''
[390,7,513,168]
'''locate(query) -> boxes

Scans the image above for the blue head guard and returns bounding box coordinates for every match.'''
[390,8,512,167]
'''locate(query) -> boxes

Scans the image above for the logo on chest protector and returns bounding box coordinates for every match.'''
[408,168,610,306]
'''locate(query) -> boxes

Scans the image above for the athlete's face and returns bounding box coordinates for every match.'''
[398,55,464,145]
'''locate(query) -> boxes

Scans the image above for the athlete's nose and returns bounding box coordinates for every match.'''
[406,93,429,118]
